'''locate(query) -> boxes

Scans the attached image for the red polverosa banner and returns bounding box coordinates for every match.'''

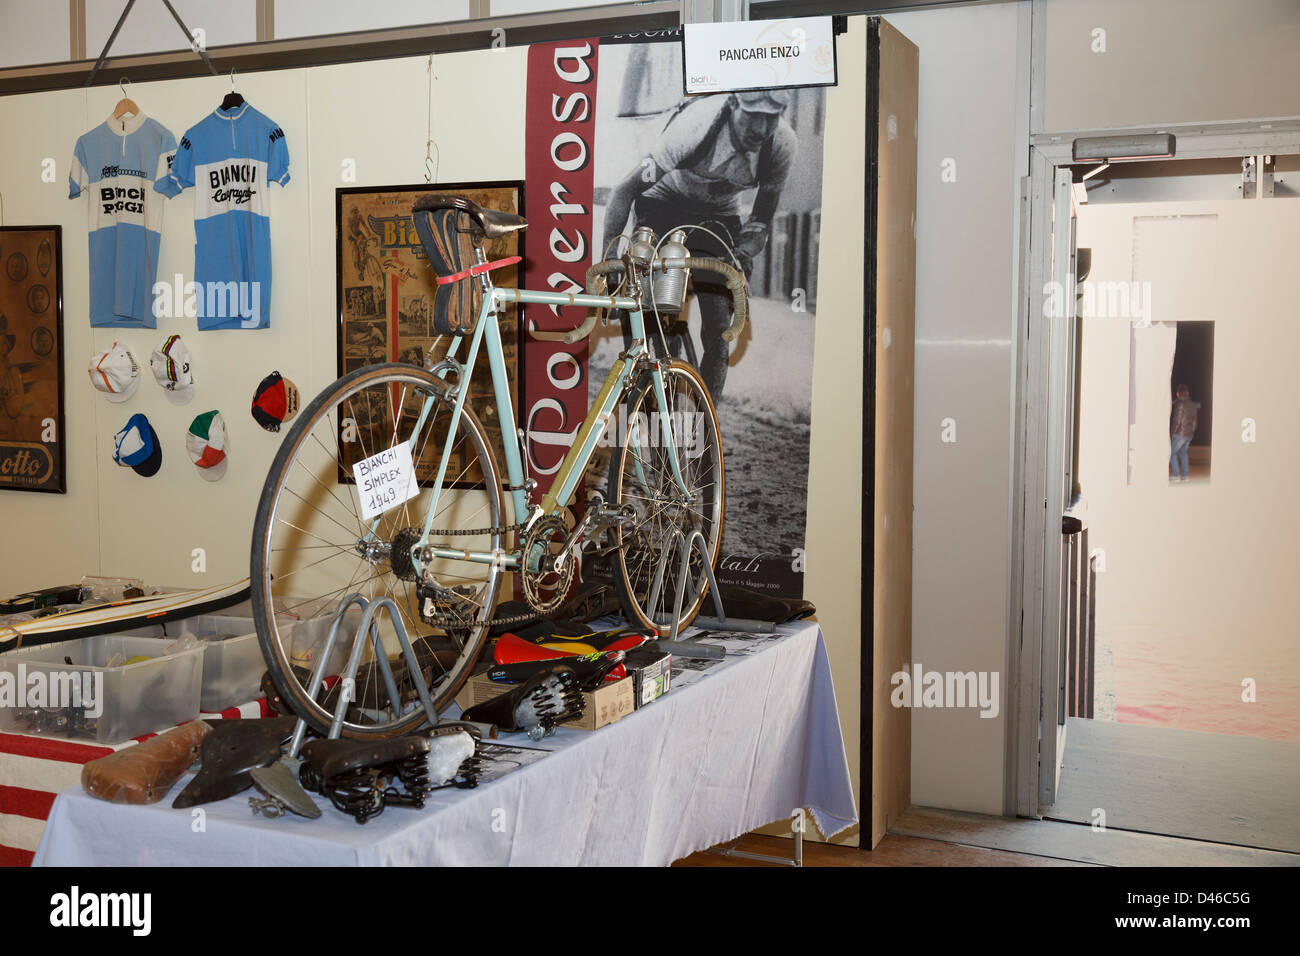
[522,38,599,494]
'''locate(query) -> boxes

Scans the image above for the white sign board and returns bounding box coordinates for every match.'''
[683,17,836,95]
[353,441,420,521]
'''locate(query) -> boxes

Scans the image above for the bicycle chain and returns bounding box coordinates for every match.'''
[418,520,540,629]
[420,606,540,629]
[424,521,529,538]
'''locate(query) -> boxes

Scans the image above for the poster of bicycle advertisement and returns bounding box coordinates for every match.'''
[335,183,523,487]
[0,225,64,494]
[525,33,824,598]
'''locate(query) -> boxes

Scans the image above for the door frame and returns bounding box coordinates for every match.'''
[1007,117,1300,819]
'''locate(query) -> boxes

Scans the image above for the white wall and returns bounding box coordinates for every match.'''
[0,49,526,591]
[0,0,70,68]
[1043,0,1300,130]
[882,2,1027,816]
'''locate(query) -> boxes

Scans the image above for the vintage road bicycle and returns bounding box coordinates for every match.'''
[251,194,747,739]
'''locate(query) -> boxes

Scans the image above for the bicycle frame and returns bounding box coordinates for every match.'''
[400,271,695,577]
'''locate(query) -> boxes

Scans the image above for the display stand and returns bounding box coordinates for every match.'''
[284,593,441,761]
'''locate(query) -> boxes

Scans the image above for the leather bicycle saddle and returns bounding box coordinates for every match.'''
[300,736,429,782]
[462,664,584,738]
[172,717,297,809]
[411,194,527,240]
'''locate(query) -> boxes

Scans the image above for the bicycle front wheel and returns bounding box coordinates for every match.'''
[251,362,505,738]
[608,360,725,636]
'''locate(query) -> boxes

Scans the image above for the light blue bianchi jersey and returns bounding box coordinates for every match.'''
[69,112,178,328]
[156,102,289,330]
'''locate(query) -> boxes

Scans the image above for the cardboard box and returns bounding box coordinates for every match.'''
[456,668,635,732]
[623,648,671,708]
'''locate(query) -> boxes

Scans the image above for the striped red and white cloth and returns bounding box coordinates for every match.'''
[0,698,271,866]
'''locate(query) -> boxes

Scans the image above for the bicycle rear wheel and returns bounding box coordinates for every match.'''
[251,363,505,738]
[608,360,725,636]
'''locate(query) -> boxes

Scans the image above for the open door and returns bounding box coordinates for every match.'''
[1013,159,1079,816]
[1038,166,1080,809]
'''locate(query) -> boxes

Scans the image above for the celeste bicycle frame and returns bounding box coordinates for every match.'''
[375,265,695,580]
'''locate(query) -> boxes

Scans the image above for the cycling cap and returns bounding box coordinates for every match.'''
[734,90,790,114]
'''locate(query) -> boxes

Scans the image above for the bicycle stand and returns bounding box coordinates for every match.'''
[645,529,774,654]
[643,529,724,659]
[285,593,441,760]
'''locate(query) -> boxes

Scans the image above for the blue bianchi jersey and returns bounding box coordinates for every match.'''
[69,112,178,328]
[156,102,290,330]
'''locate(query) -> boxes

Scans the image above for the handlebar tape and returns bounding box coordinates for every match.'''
[575,257,749,344]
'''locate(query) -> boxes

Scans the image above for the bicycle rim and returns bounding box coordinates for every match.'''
[609,360,725,636]
[251,362,505,738]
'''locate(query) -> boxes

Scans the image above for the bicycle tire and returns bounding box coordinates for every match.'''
[607,360,725,636]
[251,362,505,738]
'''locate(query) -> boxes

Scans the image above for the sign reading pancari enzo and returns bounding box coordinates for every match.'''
[683,17,837,94]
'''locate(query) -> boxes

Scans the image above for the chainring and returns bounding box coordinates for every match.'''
[520,513,577,616]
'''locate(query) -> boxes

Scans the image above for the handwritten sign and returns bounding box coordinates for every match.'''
[353,441,419,520]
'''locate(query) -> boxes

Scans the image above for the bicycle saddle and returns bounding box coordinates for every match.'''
[462,664,584,739]
[172,717,297,809]
[491,625,650,665]
[411,194,527,240]
[486,649,626,690]
[300,736,430,782]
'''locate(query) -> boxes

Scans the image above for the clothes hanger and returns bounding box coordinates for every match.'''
[112,77,139,119]
[220,69,244,111]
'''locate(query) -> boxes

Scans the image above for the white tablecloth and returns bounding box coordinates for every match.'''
[34,621,856,866]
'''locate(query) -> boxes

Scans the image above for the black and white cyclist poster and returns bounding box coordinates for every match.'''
[585,31,826,599]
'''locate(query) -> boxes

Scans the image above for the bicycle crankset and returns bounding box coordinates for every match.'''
[520,513,577,616]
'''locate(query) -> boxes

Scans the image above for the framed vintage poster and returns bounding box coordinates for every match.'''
[336,182,524,486]
[0,226,64,493]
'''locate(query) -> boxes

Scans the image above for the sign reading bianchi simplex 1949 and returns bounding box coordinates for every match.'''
[683,16,837,95]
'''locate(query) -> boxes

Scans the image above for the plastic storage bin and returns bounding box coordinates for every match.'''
[169,599,364,710]
[284,603,362,680]
[0,634,204,743]
[168,615,264,712]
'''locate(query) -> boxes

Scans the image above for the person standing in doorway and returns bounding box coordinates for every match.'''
[1170,384,1198,482]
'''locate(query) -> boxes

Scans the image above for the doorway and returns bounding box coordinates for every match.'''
[1013,132,1300,855]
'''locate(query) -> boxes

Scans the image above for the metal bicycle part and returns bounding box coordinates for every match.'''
[251,363,506,739]
[519,512,576,616]
[608,360,725,637]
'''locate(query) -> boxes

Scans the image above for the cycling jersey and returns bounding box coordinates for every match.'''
[156,102,289,330]
[69,112,178,328]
